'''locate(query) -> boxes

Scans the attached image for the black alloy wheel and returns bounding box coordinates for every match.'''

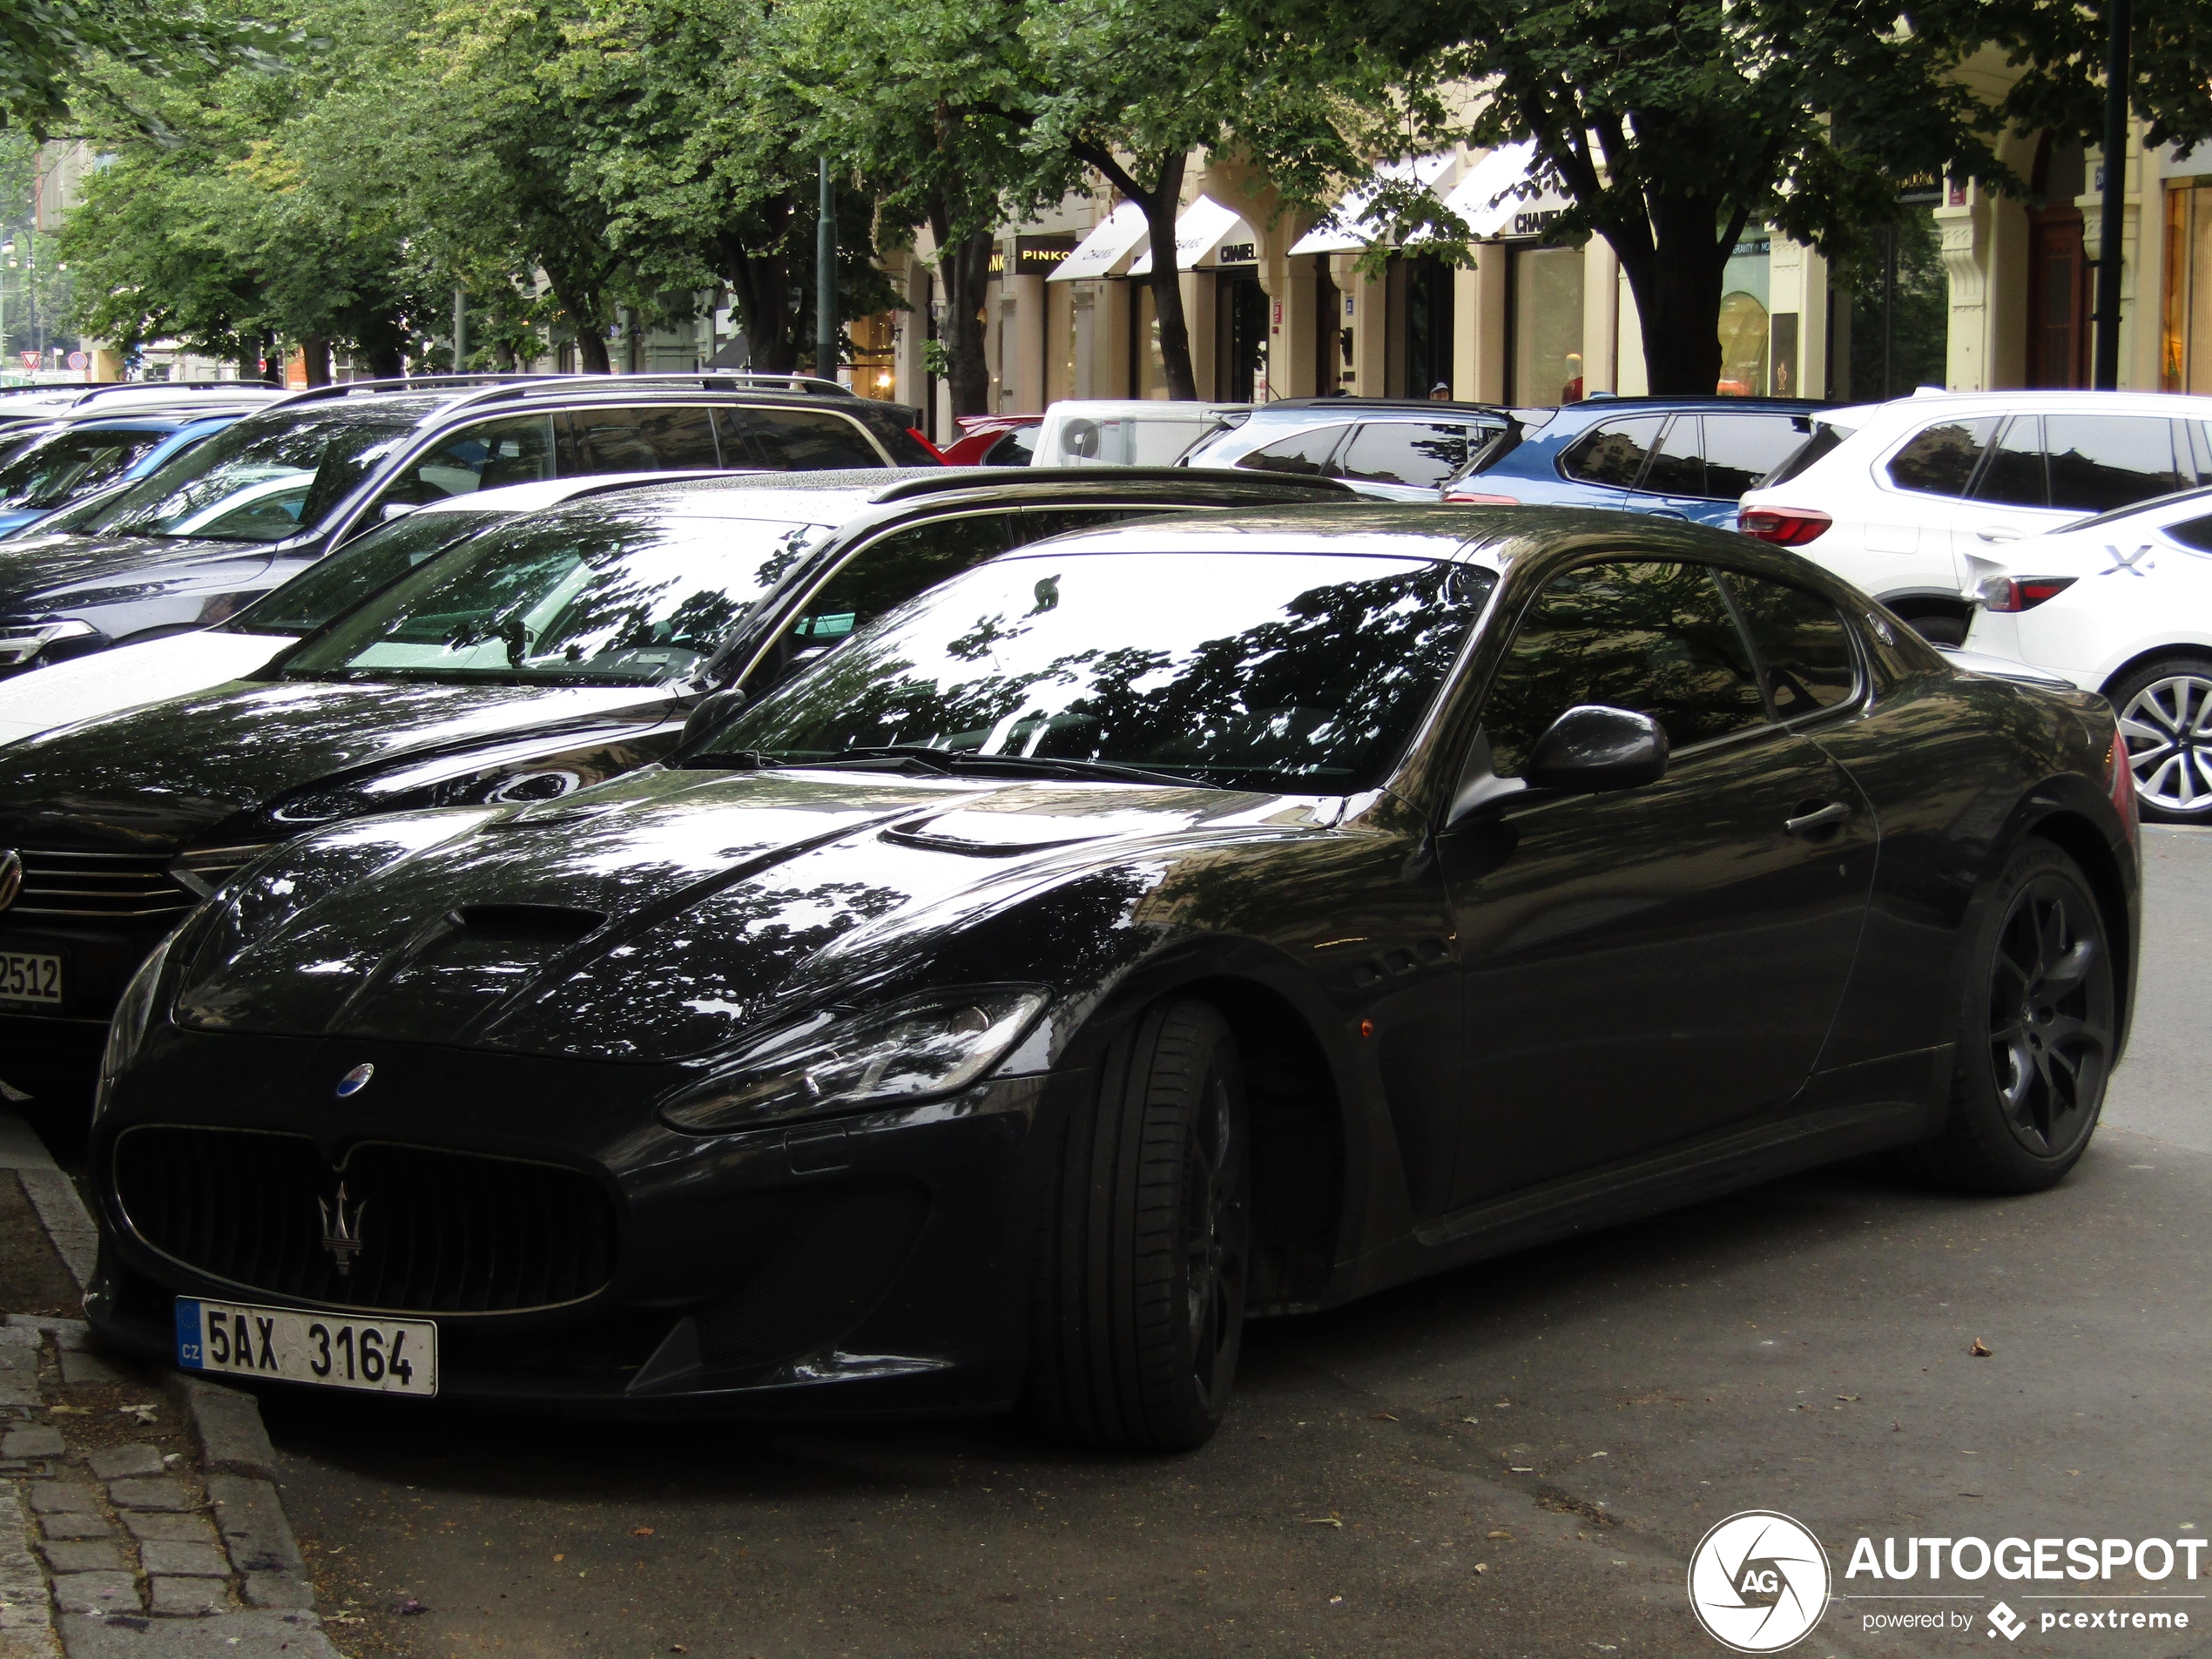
[1904,839,2116,1192]
[1028,999,1250,1452]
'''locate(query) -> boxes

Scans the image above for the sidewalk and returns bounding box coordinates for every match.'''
[0,1115,342,1658]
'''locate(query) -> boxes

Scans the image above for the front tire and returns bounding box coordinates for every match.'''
[2107,654,2212,823]
[1028,1000,1250,1453]
[1903,839,2117,1193]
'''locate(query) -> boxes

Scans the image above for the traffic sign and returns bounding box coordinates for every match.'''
[17,352,36,371]
[65,351,86,370]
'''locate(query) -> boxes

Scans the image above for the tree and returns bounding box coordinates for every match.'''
[0,0,291,139]
[1015,0,1399,399]
[1302,0,2212,395]
[547,0,898,375]
[789,0,1041,415]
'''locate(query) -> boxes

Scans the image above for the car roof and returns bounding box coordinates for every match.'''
[536,465,1357,518]
[1250,396,1511,419]
[410,470,745,516]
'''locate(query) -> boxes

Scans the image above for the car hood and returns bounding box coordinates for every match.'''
[0,530,276,614]
[0,629,291,747]
[0,679,678,849]
[169,768,1332,1062]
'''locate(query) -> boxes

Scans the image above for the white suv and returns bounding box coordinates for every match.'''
[1737,389,2212,644]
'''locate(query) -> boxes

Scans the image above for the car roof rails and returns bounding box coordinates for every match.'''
[446,372,858,413]
[65,380,288,405]
[1259,395,1513,415]
[265,373,564,412]
[866,466,1358,503]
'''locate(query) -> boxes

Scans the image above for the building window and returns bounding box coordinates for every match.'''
[2164,179,2212,392]
[1508,244,1583,403]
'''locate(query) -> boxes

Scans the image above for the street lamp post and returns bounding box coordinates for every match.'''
[2094,0,2131,389]
[816,157,837,383]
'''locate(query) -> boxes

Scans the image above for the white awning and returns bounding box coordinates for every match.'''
[1287,154,1457,256]
[1127,196,1247,275]
[1433,141,1575,239]
[1049,201,1150,281]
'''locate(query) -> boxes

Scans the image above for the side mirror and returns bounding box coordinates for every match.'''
[1523,705,1669,792]
[678,685,748,749]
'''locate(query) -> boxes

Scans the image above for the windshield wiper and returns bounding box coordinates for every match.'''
[736,745,1220,790]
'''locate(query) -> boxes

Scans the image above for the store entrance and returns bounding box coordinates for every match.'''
[1214,266,1267,401]
[2026,134,2091,388]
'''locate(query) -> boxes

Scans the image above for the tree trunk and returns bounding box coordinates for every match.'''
[927,196,995,417]
[1608,199,1746,396]
[545,273,612,373]
[1079,147,1197,400]
[300,336,332,387]
[722,234,799,374]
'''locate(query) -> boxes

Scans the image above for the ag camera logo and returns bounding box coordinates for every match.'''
[1689,1510,1831,1652]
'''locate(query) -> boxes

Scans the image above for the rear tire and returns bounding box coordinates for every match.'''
[1028,1000,1249,1452]
[2107,654,2212,824]
[1900,839,2116,1193]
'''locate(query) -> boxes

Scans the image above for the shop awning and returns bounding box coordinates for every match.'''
[1433,141,1575,239]
[1049,201,1150,282]
[1287,154,1458,256]
[1127,196,1247,275]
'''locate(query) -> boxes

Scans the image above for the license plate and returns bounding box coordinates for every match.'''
[0,952,61,1008]
[175,1298,436,1397]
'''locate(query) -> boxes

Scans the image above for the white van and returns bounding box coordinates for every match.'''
[1031,401,1249,468]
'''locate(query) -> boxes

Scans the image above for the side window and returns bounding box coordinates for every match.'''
[563,407,724,475]
[725,408,886,470]
[369,415,557,512]
[1638,417,1706,497]
[2045,414,2184,513]
[986,428,1037,466]
[1717,571,1859,718]
[2164,513,2212,553]
[1970,415,2047,507]
[1560,417,1663,487]
[1886,417,2000,496]
[1237,424,1351,476]
[1010,507,1152,543]
[1703,414,1813,499]
[1336,421,1472,489]
[746,515,1014,692]
[1477,561,1768,775]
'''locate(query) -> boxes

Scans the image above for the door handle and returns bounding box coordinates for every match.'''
[1976,527,2021,543]
[1784,801,1851,835]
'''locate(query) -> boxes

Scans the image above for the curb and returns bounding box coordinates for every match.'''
[0,1116,334,1656]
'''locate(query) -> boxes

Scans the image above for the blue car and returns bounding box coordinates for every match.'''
[0,412,252,537]
[1440,395,1824,527]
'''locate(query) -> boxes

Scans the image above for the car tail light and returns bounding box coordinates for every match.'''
[2109,732,2139,844]
[905,427,950,462]
[1737,507,1833,546]
[1975,575,2077,612]
[1443,490,1521,505]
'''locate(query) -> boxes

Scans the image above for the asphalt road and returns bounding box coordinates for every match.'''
[256,828,2212,1659]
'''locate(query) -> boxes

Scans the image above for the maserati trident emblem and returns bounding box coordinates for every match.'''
[334,1063,374,1098]
[318,1184,367,1274]
[0,851,20,914]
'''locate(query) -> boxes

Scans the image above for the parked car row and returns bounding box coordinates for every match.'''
[0,395,2136,1453]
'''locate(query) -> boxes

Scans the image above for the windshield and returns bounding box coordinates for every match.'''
[0,425,171,509]
[281,505,828,686]
[228,510,501,637]
[1757,420,1856,490]
[70,405,423,543]
[701,550,1496,792]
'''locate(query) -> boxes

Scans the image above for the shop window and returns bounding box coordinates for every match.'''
[1886,418,1999,497]
[848,311,899,401]
[2164,182,2212,393]
[1508,245,1583,403]
[1717,237,1771,395]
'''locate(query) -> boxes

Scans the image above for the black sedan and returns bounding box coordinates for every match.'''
[83,508,2138,1450]
[0,469,1351,1103]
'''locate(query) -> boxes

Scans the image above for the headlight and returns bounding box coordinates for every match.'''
[95,933,176,1121]
[0,618,99,669]
[658,988,1048,1134]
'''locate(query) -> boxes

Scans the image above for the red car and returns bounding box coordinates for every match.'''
[941,414,1042,466]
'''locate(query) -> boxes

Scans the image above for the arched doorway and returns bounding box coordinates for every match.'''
[2027,133,2091,388]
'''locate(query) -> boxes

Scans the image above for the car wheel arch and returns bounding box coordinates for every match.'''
[1049,950,1353,1313]
[2097,642,2212,705]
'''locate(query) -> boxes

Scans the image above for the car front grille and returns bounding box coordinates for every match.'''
[10,850,195,921]
[112,1126,618,1315]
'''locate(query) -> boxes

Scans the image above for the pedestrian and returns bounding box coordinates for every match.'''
[1428,381,1452,401]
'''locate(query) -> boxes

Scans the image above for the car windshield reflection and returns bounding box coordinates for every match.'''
[700,550,1497,793]
[280,506,829,686]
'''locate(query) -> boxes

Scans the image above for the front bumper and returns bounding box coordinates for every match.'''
[87,1028,1064,1416]
[0,918,175,1101]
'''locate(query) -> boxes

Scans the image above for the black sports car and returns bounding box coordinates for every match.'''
[83,507,2139,1450]
[0,469,1352,1103]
